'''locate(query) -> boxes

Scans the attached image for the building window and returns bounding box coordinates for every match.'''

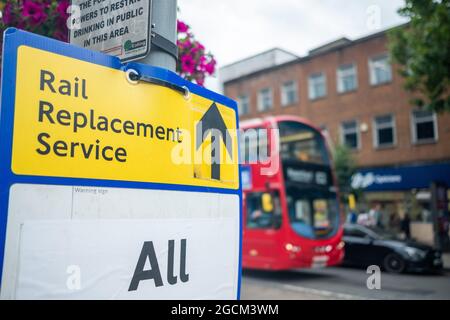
[374,114,396,148]
[238,95,250,116]
[281,81,298,106]
[369,54,392,85]
[308,72,326,100]
[411,110,438,143]
[257,88,273,112]
[341,120,359,150]
[337,63,357,93]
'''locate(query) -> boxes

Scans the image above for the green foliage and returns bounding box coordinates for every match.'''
[388,0,450,113]
[333,144,357,201]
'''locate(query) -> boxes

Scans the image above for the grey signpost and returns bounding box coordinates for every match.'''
[141,0,178,71]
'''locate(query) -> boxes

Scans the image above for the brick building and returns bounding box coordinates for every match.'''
[221,26,450,243]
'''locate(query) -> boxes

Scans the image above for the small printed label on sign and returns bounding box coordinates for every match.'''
[70,0,152,62]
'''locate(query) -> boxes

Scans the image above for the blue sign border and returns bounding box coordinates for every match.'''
[0,28,243,299]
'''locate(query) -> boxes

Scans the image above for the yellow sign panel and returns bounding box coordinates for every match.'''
[12,46,239,190]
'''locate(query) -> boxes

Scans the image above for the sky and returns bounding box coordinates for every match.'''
[178,0,408,91]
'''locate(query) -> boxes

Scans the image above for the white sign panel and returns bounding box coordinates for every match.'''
[1,184,240,299]
[70,0,152,62]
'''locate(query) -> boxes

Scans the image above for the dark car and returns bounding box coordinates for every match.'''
[343,223,443,273]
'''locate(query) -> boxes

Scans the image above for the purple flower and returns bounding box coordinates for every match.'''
[22,0,48,26]
[181,55,196,74]
[204,59,216,75]
[195,75,205,87]
[53,29,68,42]
[57,0,70,20]
[55,0,70,31]
[181,38,192,49]
[177,20,189,33]
[192,42,205,54]
[2,3,13,25]
[195,73,205,87]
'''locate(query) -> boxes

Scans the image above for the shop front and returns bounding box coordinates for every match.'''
[351,162,450,248]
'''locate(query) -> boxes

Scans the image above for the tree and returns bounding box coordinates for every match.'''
[333,144,358,204]
[388,0,450,113]
[0,0,215,86]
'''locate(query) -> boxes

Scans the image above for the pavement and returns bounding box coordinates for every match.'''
[241,264,450,300]
[242,277,366,300]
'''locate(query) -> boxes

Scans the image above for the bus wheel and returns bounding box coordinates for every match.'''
[383,253,406,273]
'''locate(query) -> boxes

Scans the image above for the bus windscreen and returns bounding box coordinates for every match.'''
[278,121,330,165]
[278,120,339,238]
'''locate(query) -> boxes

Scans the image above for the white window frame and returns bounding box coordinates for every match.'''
[308,72,327,100]
[373,114,396,148]
[257,88,273,112]
[340,120,360,150]
[410,110,439,144]
[238,94,250,116]
[337,63,357,93]
[281,80,298,107]
[368,53,392,86]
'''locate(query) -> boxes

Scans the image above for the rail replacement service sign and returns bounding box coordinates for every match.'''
[70,0,152,62]
[0,29,241,299]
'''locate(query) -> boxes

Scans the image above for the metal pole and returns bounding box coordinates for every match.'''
[139,0,177,71]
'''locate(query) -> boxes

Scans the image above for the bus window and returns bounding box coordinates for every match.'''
[246,192,281,229]
[278,121,329,165]
[294,200,312,225]
[287,196,315,238]
[286,187,339,239]
[313,199,331,229]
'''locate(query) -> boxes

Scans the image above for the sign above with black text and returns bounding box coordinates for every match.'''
[70,0,152,62]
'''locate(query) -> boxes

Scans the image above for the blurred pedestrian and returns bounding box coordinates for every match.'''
[389,212,400,232]
[357,212,370,226]
[347,210,357,224]
[369,203,383,229]
[437,212,449,250]
[421,205,432,222]
[400,213,411,240]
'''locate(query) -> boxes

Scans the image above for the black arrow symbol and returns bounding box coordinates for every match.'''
[196,103,233,180]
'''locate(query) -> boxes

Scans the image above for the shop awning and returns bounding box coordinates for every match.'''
[351,162,450,191]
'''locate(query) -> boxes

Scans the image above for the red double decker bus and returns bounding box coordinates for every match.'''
[240,116,344,270]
